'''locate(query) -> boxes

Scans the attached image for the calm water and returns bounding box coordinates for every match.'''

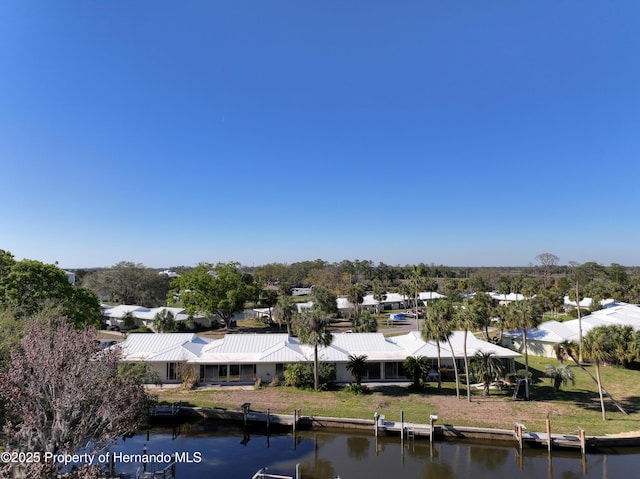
[107,421,640,479]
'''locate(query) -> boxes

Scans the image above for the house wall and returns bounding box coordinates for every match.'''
[507,338,556,358]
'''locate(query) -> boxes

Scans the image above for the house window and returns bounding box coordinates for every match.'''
[366,362,381,380]
[166,362,178,381]
[200,365,218,382]
[229,365,240,381]
[240,365,256,381]
[275,363,284,377]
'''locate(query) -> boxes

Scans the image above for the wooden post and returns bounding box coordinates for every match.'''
[295,463,301,479]
[374,412,379,437]
[546,415,552,453]
[401,410,405,444]
[293,409,297,434]
[579,428,586,456]
[267,408,271,433]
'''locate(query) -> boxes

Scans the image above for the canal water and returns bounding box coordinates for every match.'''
[108,420,640,479]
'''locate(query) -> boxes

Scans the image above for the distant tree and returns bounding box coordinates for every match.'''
[311,286,338,317]
[273,292,297,336]
[346,284,366,316]
[82,261,170,307]
[154,309,177,333]
[352,310,377,333]
[258,288,279,323]
[346,354,368,386]
[471,292,496,341]
[169,262,259,329]
[0,317,148,477]
[371,279,387,314]
[544,365,575,395]
[535,253,559,288]
[470,352,504,397]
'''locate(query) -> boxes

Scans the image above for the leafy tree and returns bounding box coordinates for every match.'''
[154,309,177,333]
[170,262,258,329]
[118,361,162,386]
[470,352,504,397]
[352,310,377,333]
[0,249,15,278]
[346,354,368,386]
[82,261,170,307]
[311,286,338,317]
[258,288,279,323]
[544,364,575,395]
[403,355,429,390]
[294,309,334,391]
[0,317,148,477]
[0,258,99,327]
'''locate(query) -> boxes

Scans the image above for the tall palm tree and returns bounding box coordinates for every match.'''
[371,279,387,314]
[294,310,333,391]
[273,293,297,336]
[347,284,366,317]
[423,299,459,397]
[346,354,368,386]
[507,299,542,400]
[583,326,617,420]
[470,352,504,397]
[454,299,474,402]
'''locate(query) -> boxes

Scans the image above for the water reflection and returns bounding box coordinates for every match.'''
[107,421,640,479]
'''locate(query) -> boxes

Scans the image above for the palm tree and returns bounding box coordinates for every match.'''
[273,292,297,336]
[454,299,474,402]
[371,279,387,314]
[347,284,366,317]
[403,355,429,390]
[583,326,617,420]
[294,308,334,391]
[423,299,459,397]
[544,364,575,395]
[352,310,377,332]
[346,354,368,386]
[506,299,542,400]
[470,352,504,397]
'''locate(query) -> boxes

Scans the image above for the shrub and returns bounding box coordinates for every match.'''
[343,383,369,395]
[284,362,335,389]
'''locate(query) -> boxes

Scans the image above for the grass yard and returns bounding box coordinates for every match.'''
[153,355,640,437]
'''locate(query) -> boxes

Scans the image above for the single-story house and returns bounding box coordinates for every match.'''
[503,303,640,358]
[101,305,214,331]
[118,331,520,385]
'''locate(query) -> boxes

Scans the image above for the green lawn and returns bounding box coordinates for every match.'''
[154,355,640,437]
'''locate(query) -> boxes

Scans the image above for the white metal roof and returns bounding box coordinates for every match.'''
[119,331,519,364]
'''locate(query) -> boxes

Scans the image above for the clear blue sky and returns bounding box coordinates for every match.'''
[1,2,639,269]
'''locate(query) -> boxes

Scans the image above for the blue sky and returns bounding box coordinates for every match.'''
[1,2,639,269]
